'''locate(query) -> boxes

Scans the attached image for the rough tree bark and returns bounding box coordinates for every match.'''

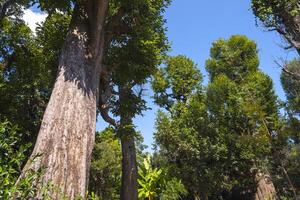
[120,132,138,200]
[194,193,201,200]
[119,86,138,200]
[19,1,108,199]
[254,172,277,200]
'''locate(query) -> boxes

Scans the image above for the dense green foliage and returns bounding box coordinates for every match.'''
[89,128,122,200]
[275,59,300,198]
[153,35,281,199]
[99,1,171,198]
[88,129,186,200]
[206,35,259,82]
[205,36,279,195]
[0,120,44,199]
[152,55,202,111]
[251,1,300,197]
[138,155,187,200]
[281,59,300,115]
[102,0,170,121]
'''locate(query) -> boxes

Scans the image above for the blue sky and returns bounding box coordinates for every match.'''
[112,0,297,151]
[27,0,297,151]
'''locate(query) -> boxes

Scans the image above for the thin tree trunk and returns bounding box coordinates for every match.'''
[19,2,108,199]
[119,86,138,200]
[255,172,277,200]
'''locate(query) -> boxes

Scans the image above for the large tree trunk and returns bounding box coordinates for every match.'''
[254,172,277,200]
[119,86,139,200]
[19,2,108,199]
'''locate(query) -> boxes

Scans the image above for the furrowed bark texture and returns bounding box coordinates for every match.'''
[20,1,108,199]
[255,172,277,200]
[119,86,138,200]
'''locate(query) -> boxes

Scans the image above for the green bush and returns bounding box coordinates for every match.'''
[0,120,42,199]
[138,155,187,200]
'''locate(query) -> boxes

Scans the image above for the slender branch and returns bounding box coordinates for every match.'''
[137,87,144,99]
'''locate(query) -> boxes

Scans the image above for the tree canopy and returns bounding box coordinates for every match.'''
[153,35,280,199]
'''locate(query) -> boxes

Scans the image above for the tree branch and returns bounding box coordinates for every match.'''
[98,65,118,128]
[274,59,300,80]
[99,103,117,128]
[274,26,300,52]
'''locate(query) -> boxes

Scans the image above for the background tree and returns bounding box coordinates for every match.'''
[89,128,122,200]
[152,55,214,199]
[97,1,170,199]
[153,36,281,200]
[88,128,149,200]
[206,35,279,200]
[281,59,300,116]
[274,59,300,199]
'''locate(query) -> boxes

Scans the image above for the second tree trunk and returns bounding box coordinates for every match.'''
[119,86,138,200]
